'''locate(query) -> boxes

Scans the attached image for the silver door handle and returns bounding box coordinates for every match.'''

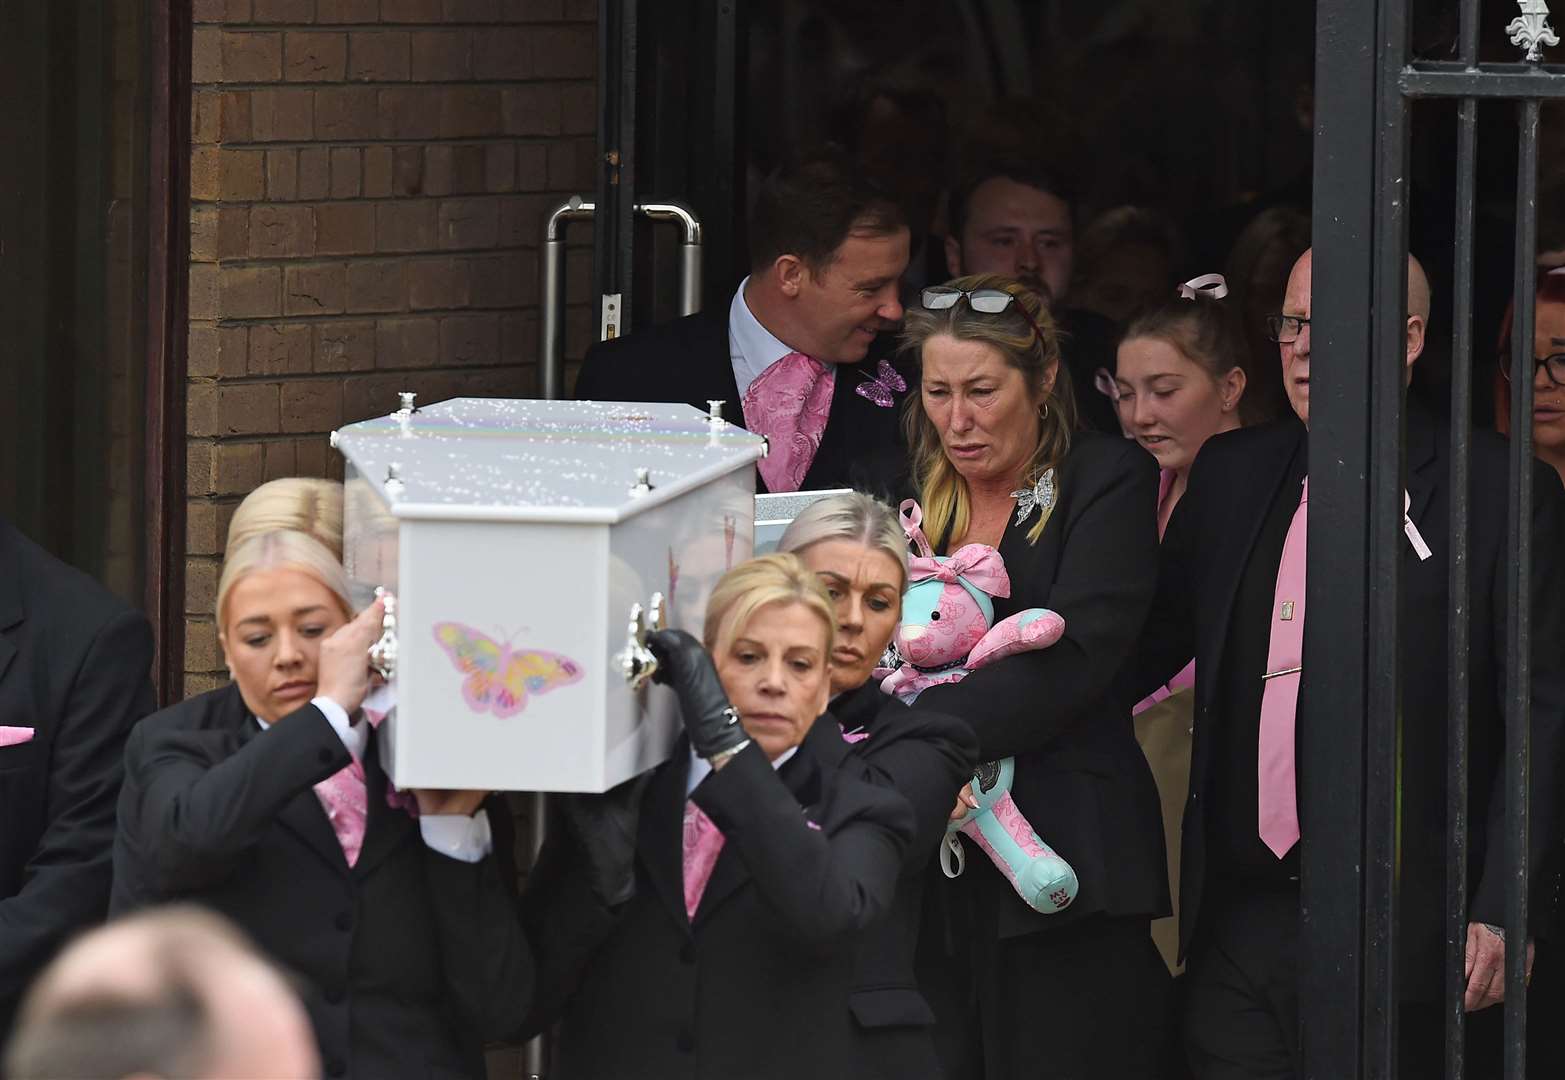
[537,197,704,401]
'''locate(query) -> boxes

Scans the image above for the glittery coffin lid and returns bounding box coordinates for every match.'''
[333,397,767,523]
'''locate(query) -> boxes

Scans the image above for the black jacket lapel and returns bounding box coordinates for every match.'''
[354,732,415,878]
[638,744,693,930]
[1405,400,1440,538]
[693,746,823,923]
[1198,421,1307,717]
[0,526,25,686]
[232,691,352,877]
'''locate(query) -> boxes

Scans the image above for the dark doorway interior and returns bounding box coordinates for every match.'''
[0,0,152,607]
[621,0,1560,426]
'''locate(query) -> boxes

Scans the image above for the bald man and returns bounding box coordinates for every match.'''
[1126,250,1565,1078]
[3,907,319,1079]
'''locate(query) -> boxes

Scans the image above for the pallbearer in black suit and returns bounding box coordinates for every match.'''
[898,276,1171,1079]
[575,154,914,493]
[519,553,918,1079]
[778,492,979,1079]
[1127,251,1565,1079]
[0,518,156,1037]
[112,482,533,1080]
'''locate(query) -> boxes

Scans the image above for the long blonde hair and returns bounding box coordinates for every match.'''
[899,273,1075,546]
[703,553,836,659]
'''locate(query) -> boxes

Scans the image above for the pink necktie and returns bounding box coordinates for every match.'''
[741,352,835,492]
[313,707,392,867]
[681,801,725,919]
[1258,477,1307,858]
[316,760,369,867]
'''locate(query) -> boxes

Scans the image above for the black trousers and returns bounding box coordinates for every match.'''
[923,900,1171,1080]
[1183,886,1509,1080]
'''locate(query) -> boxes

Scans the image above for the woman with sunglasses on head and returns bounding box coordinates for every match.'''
[901,274,1170,1079]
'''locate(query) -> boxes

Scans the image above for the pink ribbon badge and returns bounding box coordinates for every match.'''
[0,726,35,748]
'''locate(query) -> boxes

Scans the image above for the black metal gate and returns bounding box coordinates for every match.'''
[1307,2,1562,1077]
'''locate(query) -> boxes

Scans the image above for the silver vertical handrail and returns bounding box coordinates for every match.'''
[538,197,704,400]
[540,196,596,401]
[634,201,704,316]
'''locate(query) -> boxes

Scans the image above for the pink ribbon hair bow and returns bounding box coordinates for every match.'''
[1177,273,1229,300]
[0,726,35,748]
[908,544,1012,600]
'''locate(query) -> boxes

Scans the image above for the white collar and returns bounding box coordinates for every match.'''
[727,277,800,400]
[686,742,799,796]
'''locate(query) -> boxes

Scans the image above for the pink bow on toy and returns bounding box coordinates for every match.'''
[908,544,1012,599]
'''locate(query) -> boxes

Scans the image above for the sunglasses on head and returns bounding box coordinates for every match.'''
[921,286,1046,344]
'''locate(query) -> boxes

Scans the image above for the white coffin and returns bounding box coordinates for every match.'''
[334,397,765,793]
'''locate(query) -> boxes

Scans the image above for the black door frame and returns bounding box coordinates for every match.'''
[145,0,191,704]
[1306,2,1562,1076]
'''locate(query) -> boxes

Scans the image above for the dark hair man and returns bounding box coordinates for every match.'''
[575,154,911,494]
[945,163,1123,436]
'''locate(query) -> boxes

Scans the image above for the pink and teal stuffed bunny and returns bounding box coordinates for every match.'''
[879,500,1079,915]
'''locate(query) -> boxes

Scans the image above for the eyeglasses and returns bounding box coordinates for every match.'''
[1265,314,1310,343]
[922,286,1046,343]
[1500,351,1565,388]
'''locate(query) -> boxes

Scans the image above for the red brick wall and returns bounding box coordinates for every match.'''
[185,0,595,691]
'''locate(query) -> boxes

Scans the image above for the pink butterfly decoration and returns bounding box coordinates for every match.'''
[431,623,583,718]
[854,358,907,408]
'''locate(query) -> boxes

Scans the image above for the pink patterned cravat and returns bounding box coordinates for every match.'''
[1258,477,1307,858]
[741,352,835,492]
[314,707,392,867]
[681,801,725,919]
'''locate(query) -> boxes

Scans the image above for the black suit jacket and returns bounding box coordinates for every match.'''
[0,519,155,1034]
[112,685,534,1080]
[804,685,977,1080]
[574,309,912,494]
[1128,408,1565,988]
[520,738,917,1079]
[909,433,1172,938]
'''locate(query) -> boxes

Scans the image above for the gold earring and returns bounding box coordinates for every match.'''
[1038,402,1050,421]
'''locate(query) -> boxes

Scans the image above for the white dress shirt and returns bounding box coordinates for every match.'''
[728,277,798,401]
[252,697,492,863]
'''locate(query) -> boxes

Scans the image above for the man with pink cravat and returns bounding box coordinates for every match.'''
[574,152,913,494]
[1125,250,1565,1078]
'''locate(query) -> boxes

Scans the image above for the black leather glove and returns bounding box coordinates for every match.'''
[558,772,651,909]
[645,628,747,759]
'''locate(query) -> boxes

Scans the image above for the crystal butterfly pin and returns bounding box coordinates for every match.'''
[854,359,907,408]
[1010,468,1058,526]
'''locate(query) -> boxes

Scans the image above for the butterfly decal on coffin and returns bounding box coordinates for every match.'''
[854,359,907,408]
[432,623,584,718]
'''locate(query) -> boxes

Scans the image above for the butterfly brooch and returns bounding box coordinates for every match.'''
[854,359,907,408]
[1010,468,1058,526]
[432,623,583,718]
